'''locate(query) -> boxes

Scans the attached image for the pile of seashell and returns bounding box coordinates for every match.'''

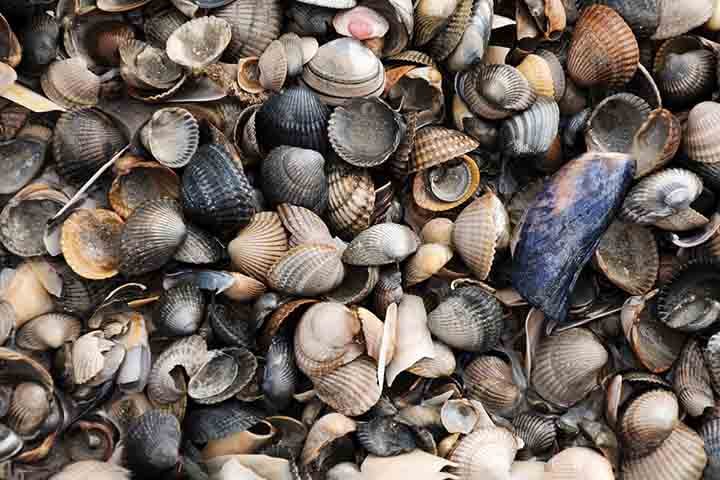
[4,0,720,479]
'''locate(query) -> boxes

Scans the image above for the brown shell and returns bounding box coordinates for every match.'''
[449,426,521,480]
[228,212,288,282]
[409,126,479,173]
[236,57,264,94]
[412,155,481,212]
[258,40,288,92]
[684,101,720,164]
[41,58,100,110]
[7,381,50,436]
[166,17,232,69]
[404,243,453,286]
[313,356,381,417]
[464,355,521,415]
[451,192,499,281]
[277,203,333,248]
[326,163,375,239]
[61,209,124,280]
[674,338,714,417]
[620,389,679,457]
[633,108,681,178]
[407,340,456,378]
[267,244,345,296]
[213,0,283,60]
[109,156,180,219]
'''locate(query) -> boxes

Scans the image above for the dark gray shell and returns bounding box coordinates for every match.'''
[190,347,258,405]
[356,416,416,457]
[185,400,263,446]
[427,285,503,352]
[658,261,720,332]
[208,302,254,349]
[596,0,659,37]
[126,410,181,474]
[262,334,298,412]
[181,143,256,233]
[511,412,557,454]
[173,225,225,265]
[154,283,205,336]
[261,146,328,213]
[0,423,22,462]
[0,126,50,195]
[656,49,716,109]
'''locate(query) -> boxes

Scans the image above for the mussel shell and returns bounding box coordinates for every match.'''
[342,223,420,266]
[181,144,256,233]
[126,410,180,474]
[585,93,651,154]
[0,125,50,195]
[500,97,560,157]
[684,101,720,164]
[261,146,327,212]
[512,153,635,322]
[267,244,345,296]
[213,0,283,60]
[155,283,205,336]
[356,416,416,457]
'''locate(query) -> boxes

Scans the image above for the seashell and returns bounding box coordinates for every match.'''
[41,58,100,110]
[313,356,381,416]
[301,413,356,466]
[143,6,187,47]
[451,192,502,281]
[0,302,14,346]
[96,0,152,11]
[413,0,458,46]
[190,347,257,405]
[427,0,472,62]
[109,156,180,219]
[701,409,720,478]
[278,33,306,77]
[326,162,375,239]
[374,267,404,316]
[406,339,455,378]
[7,382,50,437]
[657,261,720,332]
[420,218,454,246]
[654,47,716,109]
[585,93,651,154]
[222,271,268,302]
[119,39,184,97]
[328,98,403,168]
[126,410,180,474]
[548,447,614,480]
[63,17,135,68]
[261,147,327,212]
[633,108,681,178]
[458,64,537,121]
[166,17,232,69]
[1,261,56,326]
[516,53,563,101]
[567,5,639,89]
[500,97,560,157]
[0,13,21,68]
[386,295,435,386]
[155,283,205,337]
[445,0,493,72]
[263,335,298,412]
[53,108,127,187]
[208,302,253,349]
[342,223,420,266]
[258,40,288,92]
[684,101,720,164]
[50,461,130,480]
[267,244,345,296]
[255,84,330,153]
[408,126,479,174]
[427,285,502,352]
[620,168,703,225]
[0,424,22,463]
[229,211,289,282]
[0,124,50,195]
[147,335,208,405]
[622,423,707,479]
[512,413,557,454]
[184,400,263,459]
[301,37,385,106]
[450,426,521,480]
[512,153,635,323]
[531,328,608,408]
[15,312,81,352]
[357,416,416,457]
[325,264,379,304]
[236,57,264,94]
[594,219,658,295]
[71,330,115,385]
[61,209,124,280]
[213,0,283,60]
[464,355,522,415]
[293,301,363,377]
[119,198,187,277]
[404,243,453,286]
[181,144,256,233]
[652,207,709,232]
[412,155,480,212]
[619,389,678,456]
[277,203,332,248]
[674,338,714,416]
[596,0,659,38]
[333,6,390,40]
[139,108,199,169]
[173,224,225,265]
[653,0,714,40]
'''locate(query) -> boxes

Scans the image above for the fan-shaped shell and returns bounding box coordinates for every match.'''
[409,126,479,173]
[622,423,707,479]
[620,389,679,456]
[139,108,199,169]
[313,356,381,417]
[155,283,205,336]
[685,101,720,164]
[258,39,288,92]
[229,211,288,281]
[7,381,50,436]
[500,97,560,157]
[653,0,714,40]
[517,54,562,101]
[404,243,453,286]
[357,416,416,457]
[213,0,283,60]
[633,108,681,178]
[464,355,522,415]
[108,156,180,220]
[428,0,472,62]
[126,410,180,474]
[166,17,232,69]
[326,162,375,239]
[449,427,521,480]
[459,64,537,120]
[512,413,557,454]
[61,208,124,280]
[41,58,100,110]
[621,168,703,224]
[547,447,615,480]
[277,203,332,248]
[452,192,501,281]
[267,244,345,296]
[72,331,115,385]
[655,48,716,108]
[147,335,208,405]
[585,93,651,153]
[342,223,419,266]
[674,338,714,416]
[261,147,327,212]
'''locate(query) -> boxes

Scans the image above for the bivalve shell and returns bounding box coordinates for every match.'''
[674,338,714,416]
[585,93,651,154]
[449,427,521,480]
[619,389,679,456]
[261,147,327,212]
[326,163,375,239]
[685,101,720,164]
[16,313,82,351]
[229,211,289,281]
[139,107,199,169]
[61,209,124,280]
[313,356,381,416]
[155,283,205,337]
[653,0,714,39]
[126,410,180,474]
[342,223,420,266]
[267,244,345,296]
[409,126,479,173]
[166,17,232,69]
[464,355,522,415]
[500,97,560,157]
[622,423,707,479]
[620,168,703,225]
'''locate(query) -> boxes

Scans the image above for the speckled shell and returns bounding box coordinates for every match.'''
[342,223,420,266]
[585,93,651,153]
[261,147,327,212]
[267,244,345,296]
[126,410,180,474]
[622,423,707,479]
[531,328,608,408]
[620,389,679,456]
[567,5,639,88]
[313,356,381,417]
[229,211,289,281]
[154,283,205,337]
[500,97,560,157]
[60,208,124,280]
[684,101,720,164]
[213,0,282,60]
[512,153,635,322]
[409,126,479,173]
[620,168,703,224]
[326,163,375,239]
[464,355,521,415]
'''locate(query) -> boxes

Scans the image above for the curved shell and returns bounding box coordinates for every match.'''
[208,302,253,349]
[258,40,288,92]
[213,0,282,60]
[445,0,493,72]
[155,283,205,336]
[277,203,333,248]
[147,335,208,405]
[15,313,80,351]
[41,58,100,110]
[72,331,116,385]
[301,413,356,466]
[326,163,375,239]
[459,64,536,120]
[236,57,264,94]
[684,101,720,164]
[409,126,479,173]
[173,225,224,265]
[229,211,289,281]
[404,243,453,286]
[585,93,651,154]
[50,461,130,480]
[620,389,678,456]
[267,244,345,296]
[342,223,420,266]
[547,447,614,480]
[620,168,703,224]
[449,427,521,480]
[517,53,563,101]
[261,147,327,212]
[596,0,659,38]
[674,338,714,416]
[119,39,184,92]
[109,156,180,219]
[126,410,180,474]
[633,108,681,178]
[622,423,707,479]
[567,5,639,88]
[313,356,381,417]
[452,192,501,281]
[407,340,456,378]
[412,155,480,212]
[428,0,473,62]
[61,209,124,280]
[0,125,50,195]
[655,47,716,108]
[357,416,415,457]
[325,264,379,304]
[139,108,199,169]
[189,348,257,404]
[166,17,232,69]
[512,413,557,454]
[531,328,608,408]
[657,262,720,331]
[333,6,390,40]
[653,0,714,40]
[7,381,50,436]
[464,355,522,415]
[501,97,560,157]
[263,335,298,411]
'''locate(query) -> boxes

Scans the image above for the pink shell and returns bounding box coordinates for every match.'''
[333,6,390,41]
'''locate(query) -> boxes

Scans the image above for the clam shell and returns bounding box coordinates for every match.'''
[72,331,115,385]
[236,57,264,94]
[684,101,720,164]
[701,411,720,478]
[409,126,479,173]
[53,108,127,187]
[342,223,420,266]
[255,84,330,153]
[464,355,521,415]
[126,410,180,474]
[585,93,651,154]
[325,265,379,304]
[258,40,288,92]
[190,348,257,405]
[139,108,199,169]
[328,98,403,168]
[181,144,256,233]
[452,192,502,281]
[427,285,502,352]
[357,416,416,457]
[404,243,453,286]
[50,461,130,480]
[155,283,205,336]
[517,54,561,101]
[0,302,15,346]
[450,427,521,480]
[512,413,557,454]
[185,400,263,456]
[596,0,659,38]
[0,424,22,463]
[531,328,608,408]
[445,0,493,72]
[173,224,224,265]
[61,209,124,280]
[263,335,298,411]
[548,447,614,480]
[333,6,390,40]
[459,64,537,120]
[0,125,50,195]
[109,156,180,219]
[301,413,356,466]
[374,267,404,315]
[675,338,714,416]
[96,0,152,11]
[567,5,639,88]
[500,97,560,157]
[620,389,678,456]
[412,155,480,212]
[620,168,703,224]
[386,295,435,386]
[261,147,327,212]
[212,0,282,61]
[622,423,707,479]
[119,198,187,277]
[326,162,375,239]
[147,335,207,405]
[653,0,714,39]
[229,211,289,281]
[279,33,306,76]
[41,58,100,110]
[655,48,716,109]
[119,39,183,91]
[313,356,381,417]
[658,261,720,331]
[166,17,232,69]
[144,7,187,48]
[267,244,345,296]
[277,203,333,248]
[633,108,681,178]
[7,382,50,437]
[413,0,458,46]
[428,0,472,62]
[406,340,456,378]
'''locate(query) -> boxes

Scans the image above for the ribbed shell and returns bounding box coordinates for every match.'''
[173,224,224,265]
[258,39,287,92]
[404,243,453,286]
[705,332,720,394]
[326,163,375,239]
[341,223,420,266]
[72,331,114,385]
[531,328,608,408]
[547,447,615,480]
[409,126,479,173]
[449,427,520,480]
[147,335,207,405]
[567,5,639,88]
[208,302,253,349]
[263,334,298,411]
[313,356,381,417]
[633,108,681,177]
[214,0,283,60]
[458,64,536,120]
[140,107,199,169]
[126,410,180,473]
[620,389,678,457]
[596,0,659,37]
[185,400,263,445]
[427,286,502,352]
[700,414,720,479]
[674,339,714,417]
[267,244,345,296]
[0,302,13,346]
[655,49,716,108]
[16,313,82,351]
[622,423,707,479]
[190,347,257,405]
[229,211,288,281]
[144,8,186,47]
[428,0,472,61]
[512,413,557,454]
[325,264,379,305]
[407,340,456,377]
[181,144,256,233]
[155,284,205,336]
[653,0,714,40]
[585,93,651,153]
[119,198,187,277]
[261,147,327,212]
[41,58,100,110]
[255,85,330,153]
[452,192,498,281]
[277,203,333,247]
[7,381,50,436]
[356,416,416,457]
[620,168,703,224]
[500,97,560,157]
[53,108,127,186]
[657,262,720,331]
[464,355,521,414]
[61,208,124,280]
[50,461,130,480]
[684,101,720,164]
[374,267,404,315]
[517,54,558,100]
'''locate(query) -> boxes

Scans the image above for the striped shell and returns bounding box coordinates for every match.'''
[267,244,345,296]
[326,162,375,239]
[685,101,720,164]
[500,97,560,157]
[313,356,381,417]
[261,147,327,213]
[228,212,289,281]
[409,126,479,173]
[213,0,283,60]
[622,423,707,479]
[342,223,420,266]
[464,355,522,415]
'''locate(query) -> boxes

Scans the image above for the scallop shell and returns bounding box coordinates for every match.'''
[126,410,181,474]
[548,447,615,480]
[500,97,560,157]
[404,243,453,286]
[464,355,522,415]
[653,0,714,39]
[674,338,714,416]
[41,58,100,110]
[655,48,715,109]
[326,162,375,239]
[267,244,345,296]
[278,33,306,77]
[155,283,205,337]
[633,108,681,178]
[139,108,199,169]
[620,168,703,224]
[109,156,180,219]
[277,203,333,248]
[119,198,187,277]
[567,5,639,88]
[258,40,288,92]
[229,211,289,282]
[166,17,232,69]
[61,209,124,280]
[620,389,678,456]
[585,93,651,153]
[147,335,208,405]
[342,223,420,266]
[409,126,479,173]
[531,328,608,408]
[328,98,403,168]
[512,413,557,454]
[213,0,283,60]
[684,101,720,164]
[517,54,561,101]
[72,331,115,385]
[261,147,327,212]
[452,192,501,281]
[7,381,50,436]
[313,356,381,417]
[255,84,330,153]
[622,423,707,479]
[449,427,521,480]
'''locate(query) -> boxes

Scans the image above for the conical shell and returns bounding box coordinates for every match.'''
[685,101,720,164]
[277,203,333,248]
[512,413,557,454]
[61,208,124,280]
[500,97,560,157]
[258,40,288,92]
[155,283,205,336]
[449,427,521,480]
[41,58,100,110]
[229,212,289,281]
[585,93,651,153]
[126,410,181,474]
[620,168,703,224]
[213,0,283,60]
[547,447,615,480]
[119,198,187,277]
[313,356,381,417]
[653,0,714,39]
[620,389,679,456]
[567,5,639,88]
[452,192,500,281]
[261,147,327,212]
[140,107,199,169]
[166,17,232,69]
[326,162,375,239]
[531,328,608,408]
[342,223,420,266]
[464,355,522,415]
[267,244,345,296]
[622,423,707,479]
[147,335,207,405]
